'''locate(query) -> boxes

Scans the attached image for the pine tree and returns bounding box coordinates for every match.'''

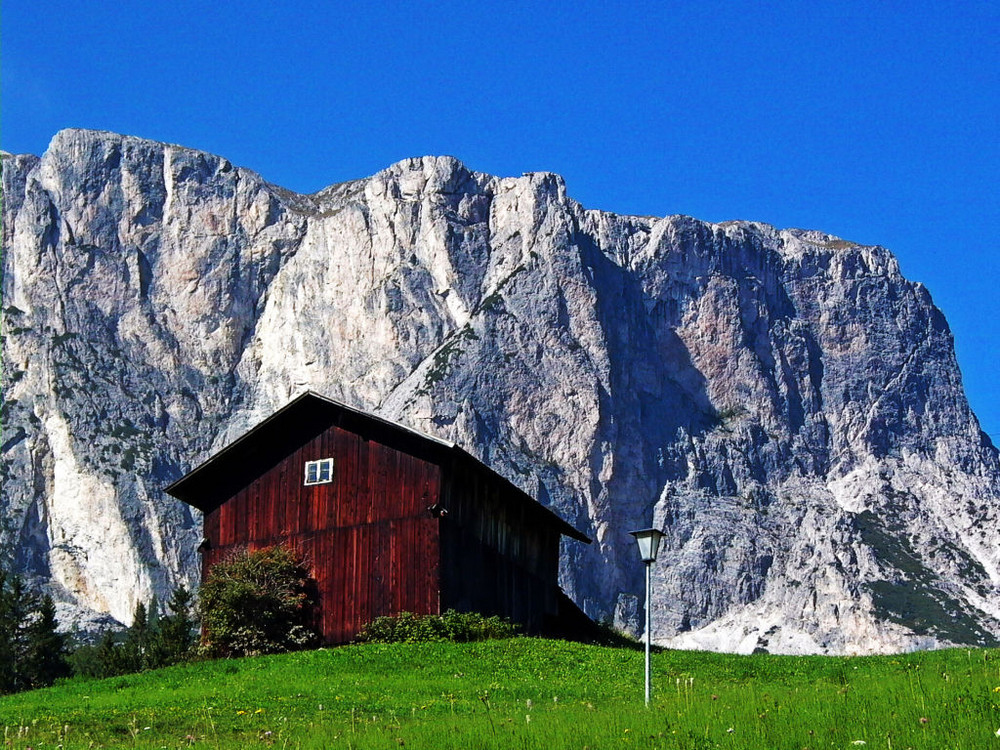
[157,586,196,665]
[23,595,70,688]
[0,571,37,693]
[119,601,151,673]
[94,630,122,678]
[0,565,64,694]
[0,568,17,693]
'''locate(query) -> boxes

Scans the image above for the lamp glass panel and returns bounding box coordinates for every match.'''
[630,529,665,562]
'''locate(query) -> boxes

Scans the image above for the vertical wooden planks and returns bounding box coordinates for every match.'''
[199,411,572,644]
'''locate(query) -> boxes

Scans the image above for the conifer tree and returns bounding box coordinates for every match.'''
[24,595,70,688]
[119,601,152,673]
[0,565,66,693]
[0,568,17,693]
[94,630,120,678]
[0,570,37,693]
[157,586,196,665]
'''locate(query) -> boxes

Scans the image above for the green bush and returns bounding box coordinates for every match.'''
[199,546,319,658]
[357,609,520,643]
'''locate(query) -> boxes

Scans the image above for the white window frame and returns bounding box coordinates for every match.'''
[304,457,335,486]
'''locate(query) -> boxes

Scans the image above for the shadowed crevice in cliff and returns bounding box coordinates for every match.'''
[15,496,51,579]
[576,228,717,440]
[572,227,725,613]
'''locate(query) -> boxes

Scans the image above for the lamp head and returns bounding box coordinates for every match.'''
[629,528,665,563]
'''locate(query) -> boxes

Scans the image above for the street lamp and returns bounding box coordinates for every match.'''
[630,527,665,706]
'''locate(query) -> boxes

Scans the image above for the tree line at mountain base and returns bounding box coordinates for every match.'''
[1,545,525,696]
[68,587,197,679]
[0,546,316,695]
[0,564,198,695]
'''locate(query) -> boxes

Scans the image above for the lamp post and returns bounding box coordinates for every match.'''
[629,527,665,706]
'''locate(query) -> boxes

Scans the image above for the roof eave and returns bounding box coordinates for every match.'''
[449,445,591,544]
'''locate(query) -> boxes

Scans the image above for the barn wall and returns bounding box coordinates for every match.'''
[202,423,442,643]
[439,458,561,633]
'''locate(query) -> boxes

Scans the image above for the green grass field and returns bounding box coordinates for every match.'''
[2,639,998,749]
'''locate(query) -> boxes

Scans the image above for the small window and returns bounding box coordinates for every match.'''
[304,458,334,485]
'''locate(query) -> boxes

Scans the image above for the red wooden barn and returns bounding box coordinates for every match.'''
[165,392,591,643]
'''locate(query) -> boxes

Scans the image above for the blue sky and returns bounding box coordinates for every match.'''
[4,0,998,441]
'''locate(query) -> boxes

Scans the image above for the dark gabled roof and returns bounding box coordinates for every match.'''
[165,391,590,543]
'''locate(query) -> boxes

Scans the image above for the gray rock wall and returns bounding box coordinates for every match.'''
[2,129,998,652]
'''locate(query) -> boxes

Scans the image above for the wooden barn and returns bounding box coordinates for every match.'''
[165,392,591,643]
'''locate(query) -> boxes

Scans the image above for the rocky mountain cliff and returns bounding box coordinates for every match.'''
[3,129,998,653]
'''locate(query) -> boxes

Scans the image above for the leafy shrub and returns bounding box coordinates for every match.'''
[357,609,520,643]
[199,546,319,658]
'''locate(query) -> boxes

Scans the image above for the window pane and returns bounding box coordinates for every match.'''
[319,460,332,482]
[306,462,318,484]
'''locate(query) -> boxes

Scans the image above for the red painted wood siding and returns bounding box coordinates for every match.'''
[202,423,442,643]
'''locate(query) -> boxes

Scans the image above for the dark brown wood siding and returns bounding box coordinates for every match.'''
[439,456,561,633]
[202,423,442,643]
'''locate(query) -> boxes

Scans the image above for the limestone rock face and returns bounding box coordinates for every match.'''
[3,130,998,652]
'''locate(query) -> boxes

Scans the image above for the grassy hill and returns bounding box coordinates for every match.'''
[1,639,998,748]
